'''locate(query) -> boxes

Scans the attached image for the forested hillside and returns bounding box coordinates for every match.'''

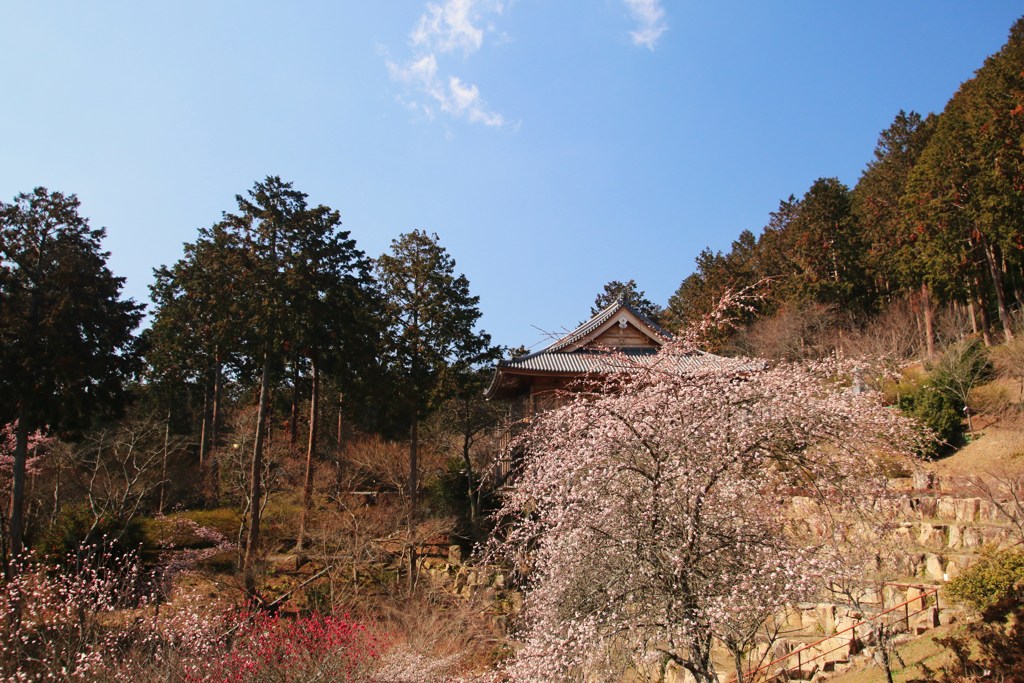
[665,18,1024,360]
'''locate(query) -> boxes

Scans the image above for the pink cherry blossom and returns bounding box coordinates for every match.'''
[489,303,923,683]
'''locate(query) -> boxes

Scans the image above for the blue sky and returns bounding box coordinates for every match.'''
[2,2,1021,350]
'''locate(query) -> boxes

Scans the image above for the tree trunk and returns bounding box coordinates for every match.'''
[207,354,223,506]
[462,424,478,526]
[1002,248,1023,308]
[921,283,935,359]
[983,239,1014,341]
[289,358,300,447]
[336,392,344,449]
[732,648,746,683]
[198,387,209,470]
[682,632,718,683]
[243,346,271,596]
[407,415,419,593]
[296,351,319,552]
[409,417,419,513]
[335,392,346,488]
[877,625,895,683]
[973,270,993,347]
[51,458,61,522]
[7,414,30,571]
[211,353,222,448]
[159,409,171,515]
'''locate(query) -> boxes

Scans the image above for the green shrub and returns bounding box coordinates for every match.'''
[930,338,994,398]
[423,457,472,521]
[35,505,143,563]
[896,381,964,455]
[946,548,1024,613]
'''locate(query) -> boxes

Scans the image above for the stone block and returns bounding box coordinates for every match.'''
[782,606,805,630]
[663,661,697,683]
[905,585,925,609]
[915,496,938,518]
[816,604,837,634]
[897,553,925,577]
[955,498,982,523]
[923,553,945,580]
[888,616,909,635]
[855,623,876,646]
[947,525,963,549]
[818,634,854,662]
[770,638,792,662]
[898,495,914,517]
[978,499,1005,523]
[801,608,821,630]
[960,526,982,549]
[893,523,914,545]
[912,470,937,491]
[935,497,957,520]
[791,658,818,680]
[791,496,819,517]
[882,584,905,607]
[983,526,1011,547]
[421,557,448,571]
[834,615,858,636]
[448,544,463,565]
[919,523,949,548]
[944,554,974,581]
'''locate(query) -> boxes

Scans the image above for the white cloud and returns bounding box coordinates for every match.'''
[623,0,668,50]
[388,0,511,129]
[449,76,506,126]
[411,0,494,55]
[386,1,669,129]
[387,53,507,128]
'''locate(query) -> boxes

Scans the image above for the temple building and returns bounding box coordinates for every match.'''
[485,298,744,482]
[485,298,673,413]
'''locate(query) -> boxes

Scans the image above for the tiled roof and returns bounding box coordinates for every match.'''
[484,298,746,399]
[498,348,735,375]
[546,298,672,353]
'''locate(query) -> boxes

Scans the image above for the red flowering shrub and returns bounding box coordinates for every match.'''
[0,543,384,682]
[183,611,381,683]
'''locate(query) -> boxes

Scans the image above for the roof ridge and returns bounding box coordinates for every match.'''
[543,300,671,353]
[544,300,622,352]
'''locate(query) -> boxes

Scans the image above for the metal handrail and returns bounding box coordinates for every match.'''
[726,584,940,683]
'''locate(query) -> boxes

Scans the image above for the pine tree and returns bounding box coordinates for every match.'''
[220,177,309,593]
[591,279,661,321]
[147,224,242,469]
[285,203,378,552]
[376,230,493,522]
[0,188,143,561]
[852,110,936,298]
[903,18,1024,343]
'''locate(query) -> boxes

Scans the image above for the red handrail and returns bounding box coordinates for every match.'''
[725,584,940,683]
